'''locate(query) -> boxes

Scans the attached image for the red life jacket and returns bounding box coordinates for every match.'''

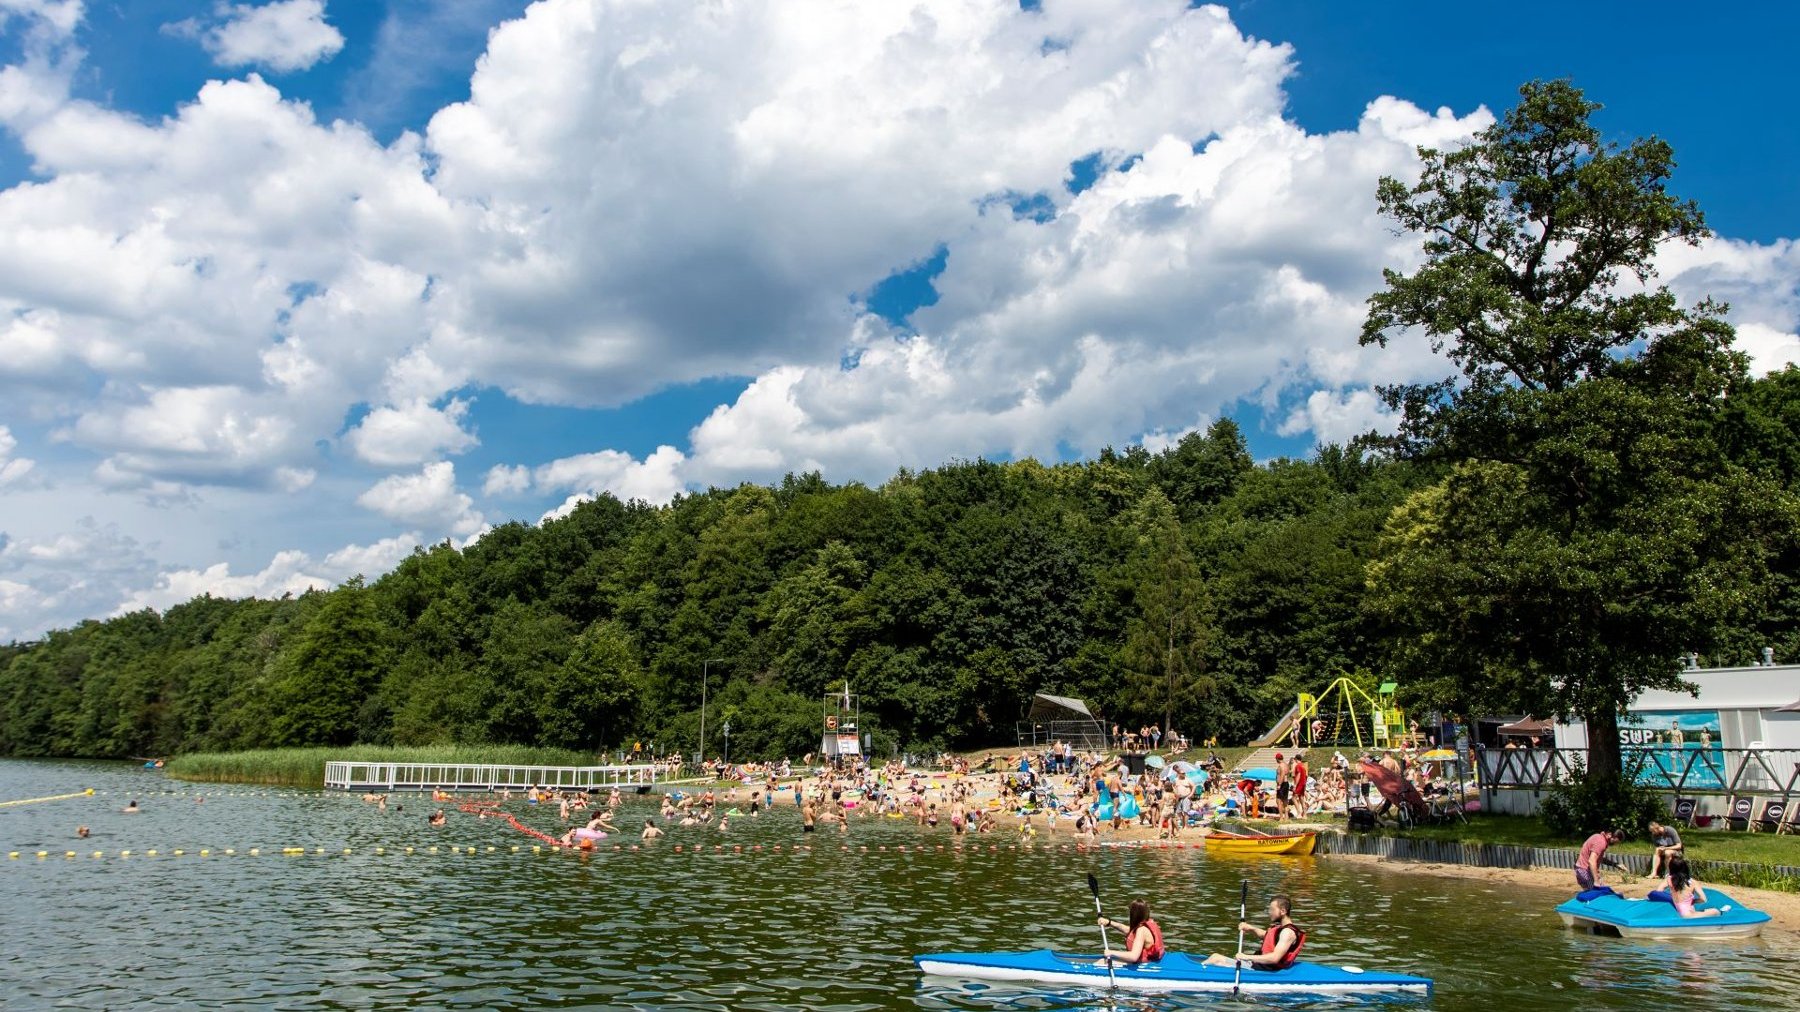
[1258,921,1305,969]
[1133,918,1166,962]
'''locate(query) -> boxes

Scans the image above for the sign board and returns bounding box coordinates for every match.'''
[1621,709,1726,789]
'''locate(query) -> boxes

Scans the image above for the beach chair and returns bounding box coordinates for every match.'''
[1750,799,1788,834]
[1671,796,1698,828]
[1724,796,1756,832]
[1778,801,1800,836]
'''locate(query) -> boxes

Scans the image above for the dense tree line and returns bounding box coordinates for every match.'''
[0,422,1431,760]
[3,381,1796,765]
[5,81,1798,767]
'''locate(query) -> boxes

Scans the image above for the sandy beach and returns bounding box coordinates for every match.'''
[1326,853,1800,941]
[728,765,1800,940]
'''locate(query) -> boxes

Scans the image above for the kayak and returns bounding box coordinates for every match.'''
[915,949,1431,995]
[1556,888,1769,939]
[1203,831,1317,856]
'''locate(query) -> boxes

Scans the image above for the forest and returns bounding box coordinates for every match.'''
[4,82,1799,768]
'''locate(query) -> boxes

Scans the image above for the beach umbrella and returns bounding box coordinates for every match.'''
[1237,767,1278,782]
[1144,754,1166,769]
[1170,760,1196,772]
[1420,749,1458,761]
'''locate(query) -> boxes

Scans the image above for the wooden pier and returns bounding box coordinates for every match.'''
[322,761,670,793]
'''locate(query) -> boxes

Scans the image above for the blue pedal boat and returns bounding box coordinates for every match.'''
[1555,888,1769,939]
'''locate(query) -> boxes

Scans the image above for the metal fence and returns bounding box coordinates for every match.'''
[1015,719,1108,750]
[1475,746,1800,822]
[322,761,668,792]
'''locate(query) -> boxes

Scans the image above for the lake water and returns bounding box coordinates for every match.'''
[2,759,1794,1010]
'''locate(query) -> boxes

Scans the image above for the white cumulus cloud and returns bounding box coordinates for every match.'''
[355,460,484,536]
[343,397,478,467]
[113,531,421,614]
[177,0,347,74]
[0,424,36,486]
[0,0,1795,642]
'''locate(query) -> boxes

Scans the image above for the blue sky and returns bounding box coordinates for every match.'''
[0,0,1794,640]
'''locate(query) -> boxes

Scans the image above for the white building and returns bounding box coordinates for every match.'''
[1555,661,1800,753]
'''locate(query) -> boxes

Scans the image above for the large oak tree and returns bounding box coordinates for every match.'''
[1360,80,1798,787]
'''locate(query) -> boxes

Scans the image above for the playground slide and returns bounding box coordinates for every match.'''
[1249,702,1303,748]
[1359,760,1429,821]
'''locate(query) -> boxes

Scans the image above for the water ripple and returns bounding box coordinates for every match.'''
[3,760,1791,1010]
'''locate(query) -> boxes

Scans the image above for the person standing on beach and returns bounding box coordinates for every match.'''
[1273,753,1291,819]
[1289,753,1309,819]
[1576,830,1622,890]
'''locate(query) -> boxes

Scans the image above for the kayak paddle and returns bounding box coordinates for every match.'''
[1087,872,1117,990]
[1232,878,1248,995]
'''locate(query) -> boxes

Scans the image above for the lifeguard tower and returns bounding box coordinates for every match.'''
[821,683,862,758]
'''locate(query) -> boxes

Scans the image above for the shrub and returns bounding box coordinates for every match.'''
[1538,758,1667,839]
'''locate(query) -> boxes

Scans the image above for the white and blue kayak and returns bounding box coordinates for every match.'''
[1556,888,1769,939]
[915,949,1432,995]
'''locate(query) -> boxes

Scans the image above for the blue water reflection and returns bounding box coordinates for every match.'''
[2,760,1794,1011]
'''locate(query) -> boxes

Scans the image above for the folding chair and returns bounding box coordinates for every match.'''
[1751,799,1788,834]
[1725,796,1756,832]
[1671,796,1698,828]
[1779,802,1800,836]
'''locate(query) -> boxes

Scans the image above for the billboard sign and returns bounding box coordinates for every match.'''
[1621,709,1725,789]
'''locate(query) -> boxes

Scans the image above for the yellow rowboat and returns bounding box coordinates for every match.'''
[1202,830,1317,856]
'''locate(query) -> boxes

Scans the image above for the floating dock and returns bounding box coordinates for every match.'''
[323,761,669,793]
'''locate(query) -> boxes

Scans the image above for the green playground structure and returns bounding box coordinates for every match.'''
[1250,676,1410,750]
[1297,677,1408,749]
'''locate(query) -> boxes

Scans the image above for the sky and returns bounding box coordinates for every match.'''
[0,0,1795,643]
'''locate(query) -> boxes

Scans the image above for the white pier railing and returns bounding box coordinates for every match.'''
[322,761,671,792]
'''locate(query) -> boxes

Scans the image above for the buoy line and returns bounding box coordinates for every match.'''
[0,788,96,808]
[5,840,1198,861]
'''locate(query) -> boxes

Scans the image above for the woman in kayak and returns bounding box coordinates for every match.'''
[1205,894,1304,970]
[1096,900,1165,965]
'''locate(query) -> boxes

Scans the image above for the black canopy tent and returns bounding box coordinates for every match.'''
[1496,716,1554,738]
[1017,692,1107,749]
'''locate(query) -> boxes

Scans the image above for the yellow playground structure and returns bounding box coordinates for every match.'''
[1251,676,1410,750]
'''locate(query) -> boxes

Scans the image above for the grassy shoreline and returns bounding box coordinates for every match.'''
[164,745,597,788]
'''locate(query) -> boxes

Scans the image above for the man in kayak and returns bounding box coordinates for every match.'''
[1204,895,1303,970]
[1096,900,1165,965]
